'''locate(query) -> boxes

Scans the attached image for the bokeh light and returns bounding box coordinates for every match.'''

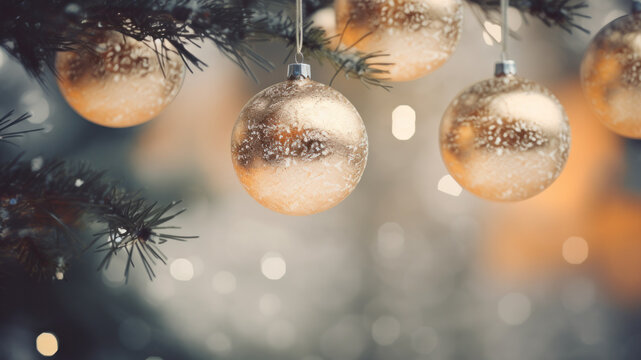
[438,175,463,197]
[508,7,523,30]
[310,7,336,33]
[483,21,502,45]
[371,315,401,346]
[498,293,531,325]
[562,236,589,265]
[169,258,194,281]
[31,156,43,171]
[261,253,287,280]
[482,8,521,46]
[20,88,50,124]
[36,332,58,357]
[392,105,416,140]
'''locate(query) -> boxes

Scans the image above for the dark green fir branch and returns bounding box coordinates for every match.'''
[0,0,590,90]
[0,157,196,280]
[257,14,393,89]
[0,112,194,280]
[0,111,43,146]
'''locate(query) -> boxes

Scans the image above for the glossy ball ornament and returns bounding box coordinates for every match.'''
[335,0,463,82]
[581,13,641,138]
[439,75,571,201]
[231,76,368,215]
[56,30,185,128]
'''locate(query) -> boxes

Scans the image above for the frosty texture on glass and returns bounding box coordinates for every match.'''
[56,30,185,128]
[581,14,641,138]
[231,79,368,215]
[335,0,463,82]
[439,75,571,201]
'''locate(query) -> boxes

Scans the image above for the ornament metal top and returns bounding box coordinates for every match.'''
[581,1,641,138]
[287,63,312,79]
[231,63,368,215]
[439,61,571,201]
[494,60,517,77]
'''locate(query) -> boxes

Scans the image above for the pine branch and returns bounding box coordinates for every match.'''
[257,14,392,89]
[0,111,194,280]
[0,157,196,280]
[468,0,590,33]
[0,111,43,146]
[0,0,271,79]
[0,0,589,90]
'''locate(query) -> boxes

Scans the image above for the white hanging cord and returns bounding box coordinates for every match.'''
[295,0,304,63]
[501,0,509,62]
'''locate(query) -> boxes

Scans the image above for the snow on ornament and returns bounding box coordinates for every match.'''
[439,62,571,201]
[231,63,368,215]
[56,30,185,128]
[581,4,641,138]
[335,0,463,82]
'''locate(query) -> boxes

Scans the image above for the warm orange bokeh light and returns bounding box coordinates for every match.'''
[562,236,589,265]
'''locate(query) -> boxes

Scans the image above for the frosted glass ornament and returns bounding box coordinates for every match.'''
[581,12,641,138]
[56,30,185,128]
[231,67,368,215]
[440,74,571,201]
[335,0,463,82]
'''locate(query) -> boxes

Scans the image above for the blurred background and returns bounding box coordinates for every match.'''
[2,1,641,359]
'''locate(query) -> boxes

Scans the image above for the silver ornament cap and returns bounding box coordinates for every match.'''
[287,63,311,80]
[494,60,517,77]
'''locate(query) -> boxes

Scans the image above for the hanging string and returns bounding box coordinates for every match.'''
[295,0,304,63]
[501,0,509,62]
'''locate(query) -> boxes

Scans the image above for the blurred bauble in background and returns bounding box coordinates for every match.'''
[334,0,463,82]
[231,77,368,215]
[439,74,571,201]
[56,30,185,128]
[581,12,641,138]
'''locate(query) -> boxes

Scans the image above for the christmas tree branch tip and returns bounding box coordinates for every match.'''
[0,111,43,145]
[257,13,392,89]
[0,156,196,281]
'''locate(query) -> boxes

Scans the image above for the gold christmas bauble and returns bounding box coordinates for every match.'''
[335,0,463,82]
[56,31,185,128]
[581,13,641,138]
[231,78,368,215]
[439,75,571,201]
